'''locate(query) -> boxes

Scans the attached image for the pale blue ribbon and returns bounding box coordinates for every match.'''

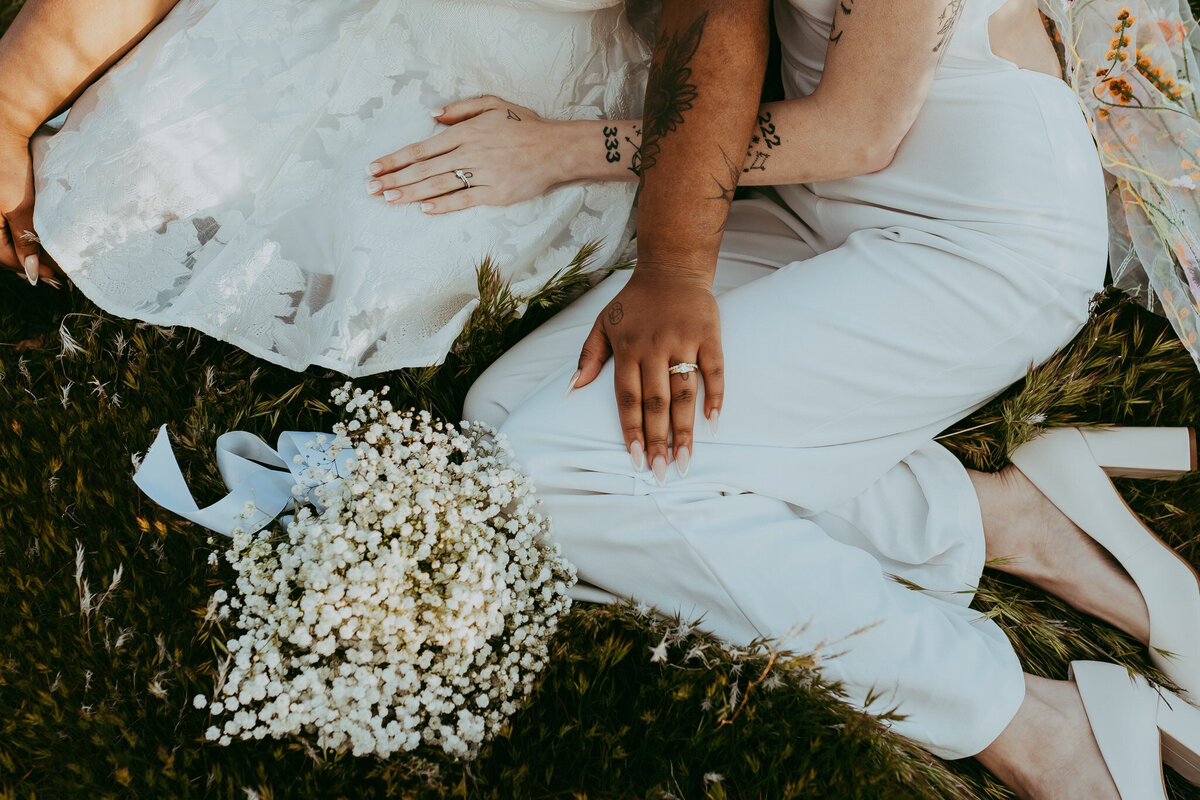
[132,425,356,536]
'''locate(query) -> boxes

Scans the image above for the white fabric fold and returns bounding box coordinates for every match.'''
[132,424,356,536]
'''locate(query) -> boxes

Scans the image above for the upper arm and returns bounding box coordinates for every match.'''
[816,0,965,168]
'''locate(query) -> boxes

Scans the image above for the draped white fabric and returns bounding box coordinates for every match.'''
[1041,0,1200,365]
[32,0,649,376]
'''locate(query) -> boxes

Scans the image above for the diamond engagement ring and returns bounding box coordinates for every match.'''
[668,362,699,376]
[454,169,472,189]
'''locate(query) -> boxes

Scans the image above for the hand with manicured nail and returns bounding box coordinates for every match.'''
[571,269,724,485]
[365,96,574,216]
[0,128,58,286]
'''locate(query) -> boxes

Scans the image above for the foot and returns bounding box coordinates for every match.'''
[969,466,1151,644]
[976,674,1119,800]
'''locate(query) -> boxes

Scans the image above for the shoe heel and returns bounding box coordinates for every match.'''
[1159,692,1200,785]
[1079,427,1197,479]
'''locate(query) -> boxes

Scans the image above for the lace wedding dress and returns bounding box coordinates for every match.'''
[31,0,649,375]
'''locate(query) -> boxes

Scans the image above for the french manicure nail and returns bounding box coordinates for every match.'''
[367,163,383,177]
[420,203,434,213]
[431,108,445,118]
[368,180,382,194]
[564,369,581,398]
[384,189,402,202]
[675,446,691,478]
[652,456,668,486]
[708,409,720,438]
[630,441,646,471]
[23,255,38,286]
[44,277,63,290]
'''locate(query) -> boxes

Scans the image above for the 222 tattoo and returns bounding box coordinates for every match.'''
[603,125,622,163]
[639,11,708,177]
[744,111,780,174]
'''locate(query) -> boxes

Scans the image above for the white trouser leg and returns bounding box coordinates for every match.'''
[463,197,1102,758]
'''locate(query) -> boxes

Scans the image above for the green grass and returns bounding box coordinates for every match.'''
[6,3,1200,798]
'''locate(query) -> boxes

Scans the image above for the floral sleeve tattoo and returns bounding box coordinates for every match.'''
[639,11,708,177]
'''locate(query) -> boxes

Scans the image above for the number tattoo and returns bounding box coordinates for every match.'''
[507,109,522,121]
[607,302,625,326]
[603,125,622,164]
[639,11,708,178]
[829,0,854,45]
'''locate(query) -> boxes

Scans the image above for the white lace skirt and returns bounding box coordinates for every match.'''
[32,0,647,375]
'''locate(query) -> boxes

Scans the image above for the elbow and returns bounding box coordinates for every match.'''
[860,138,901,174]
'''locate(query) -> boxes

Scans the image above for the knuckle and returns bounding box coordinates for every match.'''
[705,364,725,380]
[645,434,669,448]
[409,143,426,161]
[643,395,668,414]
[672,387,695,403]
[616,391,641,410]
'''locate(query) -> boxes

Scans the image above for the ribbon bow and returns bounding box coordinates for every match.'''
[133,425,356,536]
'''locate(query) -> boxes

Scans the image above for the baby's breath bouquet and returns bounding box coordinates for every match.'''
[193,384,576,759]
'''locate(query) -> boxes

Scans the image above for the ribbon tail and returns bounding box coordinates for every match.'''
[133,425,297,537]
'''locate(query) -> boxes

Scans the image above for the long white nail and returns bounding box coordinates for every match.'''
[564,369,581,398]
[43,276,63,289]
[652,456,668,486]
[630,441,646,471]
[707,409,720,438]
[368,180,382,194]
[384,189,403,202]
[23,255,38,286]
[675,446,691,478]
[367,163,383,177]
[431,108,445,118]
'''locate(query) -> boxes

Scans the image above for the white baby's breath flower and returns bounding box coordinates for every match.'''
[200,386,575,760]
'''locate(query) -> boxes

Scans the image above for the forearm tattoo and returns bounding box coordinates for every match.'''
[507,109,522,121]
[707,145,741,232]
[933,0,966,57]
[829,0,854,44]
[626,125,644,178]
[603,126,622,163]
[743,111,780,174]
[639,11,708,177]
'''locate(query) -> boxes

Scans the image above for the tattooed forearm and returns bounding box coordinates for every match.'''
[829,0,854,44]
[639,11,708,177]
[603,125,622,163]
[507,109,522,121]
[933,0,965,57]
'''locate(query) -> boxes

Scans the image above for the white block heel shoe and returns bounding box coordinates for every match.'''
[1072,660,1200,796]
[1010,427,1200,698]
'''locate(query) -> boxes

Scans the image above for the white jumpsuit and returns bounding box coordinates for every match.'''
[464,0,1108,758]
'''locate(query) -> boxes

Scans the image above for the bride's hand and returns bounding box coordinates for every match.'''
[0,129,55,286]
[572,270,725,484]
[366,97,574,214]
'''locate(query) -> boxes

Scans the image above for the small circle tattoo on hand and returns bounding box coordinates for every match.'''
[607,302,625,326]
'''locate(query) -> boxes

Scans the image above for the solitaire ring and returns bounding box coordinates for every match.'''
[454,169,472,189]
[668,362,699,376]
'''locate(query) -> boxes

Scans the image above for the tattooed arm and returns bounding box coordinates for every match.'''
[568,0,970,186]
[572,1,771,484]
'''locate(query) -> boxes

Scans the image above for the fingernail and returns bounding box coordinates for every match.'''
[564,369,581,398]
[652,456,668,486]
[707,409,720,438]
[368,180,382,194]
[431,108,445,118]
[24,255,38,286]
[384,189,402,202]
[675,446,690,478]
[367,163,383,177]
[44,276,63,290]
[630,441,645,471]
[420,203,434,213]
